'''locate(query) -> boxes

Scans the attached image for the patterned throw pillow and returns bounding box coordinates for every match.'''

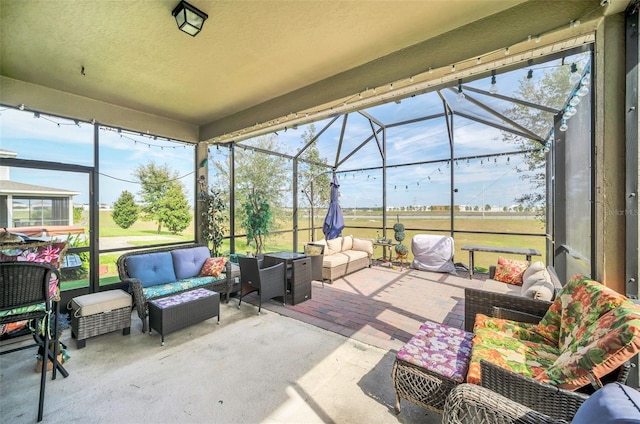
[198,257,227,277]
[0,241,67,301]
[493,257,529,285]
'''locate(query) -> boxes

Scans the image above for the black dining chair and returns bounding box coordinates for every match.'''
[304,243,325,287]
[237,256,286,314]
[0,262,59,422]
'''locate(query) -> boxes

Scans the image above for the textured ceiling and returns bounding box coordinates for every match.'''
[0,0,624,142]
[0,1,525,123]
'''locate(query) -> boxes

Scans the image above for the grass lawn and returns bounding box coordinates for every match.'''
[60,210,546,291]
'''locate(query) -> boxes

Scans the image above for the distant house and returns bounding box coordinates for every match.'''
[0,149,80,230]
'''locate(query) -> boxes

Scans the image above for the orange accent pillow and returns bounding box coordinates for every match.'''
[199,257,227,277]
[494,257,529,285]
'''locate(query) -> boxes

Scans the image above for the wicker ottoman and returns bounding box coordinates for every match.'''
[148,288,220,346]
[391,321,473,414]
[70,289,132,349]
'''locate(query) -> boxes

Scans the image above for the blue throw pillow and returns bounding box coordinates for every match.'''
[572,383,640,423]
[126,252,177,288]
[171,246,210,280]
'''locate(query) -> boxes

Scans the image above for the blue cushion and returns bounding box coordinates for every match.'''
[126,252,177,288]
[572,383,640,423]
[171,246,210,280]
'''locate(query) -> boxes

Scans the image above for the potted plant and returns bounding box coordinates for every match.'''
[240,189,272,256]
[200,188,228,257]
[393,219,409,261]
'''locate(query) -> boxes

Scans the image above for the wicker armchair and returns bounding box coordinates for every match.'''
[453,279,636,424]
[237,256,286,314]
[464,287,552,332]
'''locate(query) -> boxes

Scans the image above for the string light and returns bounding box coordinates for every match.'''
[489,70,498,94]
[457,80,465,102]
[569,63,581,84]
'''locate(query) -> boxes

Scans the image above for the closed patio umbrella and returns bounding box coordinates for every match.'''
[323,174,344,240]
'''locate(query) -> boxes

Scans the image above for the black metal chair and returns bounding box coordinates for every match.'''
[0,262,59,422]
[237,257,286,314]
[304,243,325,287]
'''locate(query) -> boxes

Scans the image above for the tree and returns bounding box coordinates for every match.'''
[502,55,587,220]
[201,188,227,256]
[241,188,272,255]
[157,184,191,234]
[112,190,139,229]
[133,161,192,234]
[485,204,491,211]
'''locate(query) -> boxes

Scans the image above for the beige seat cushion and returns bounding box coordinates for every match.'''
[323,252,350,267]
[71,289,132,317]
[481,279,522,295]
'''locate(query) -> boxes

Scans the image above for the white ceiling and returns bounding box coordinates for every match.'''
[0,0,623,142]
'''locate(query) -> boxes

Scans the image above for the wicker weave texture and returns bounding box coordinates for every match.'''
[116,244,234,333]
[442,384,568,424]
[71,306,131,340]
[148,291,219,343]
[464,288,551,332]
[391,359,460,414]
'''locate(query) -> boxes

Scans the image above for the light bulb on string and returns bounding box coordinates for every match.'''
[457,80,465,102]
[577,84,589,97]
[569,96,581,107]
[489,70,498,94]
[559,119,568,132]
[581,74,591,87]
[524,69,534,89]
[569,63,581,84]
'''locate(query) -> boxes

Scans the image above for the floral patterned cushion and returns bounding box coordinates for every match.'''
[143,274,226,300]
[469,276,640,390]
[467,314,559,385]
[537,300,640,390]
[0,241,67,302]
[534,275,629,348]
[493,257,529,285]
[198,257,227,277]
[149,288,217,309]
[396,321,473,383]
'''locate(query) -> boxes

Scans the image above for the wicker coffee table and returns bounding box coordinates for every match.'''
[392,321,473,414]
[148,288,220,346]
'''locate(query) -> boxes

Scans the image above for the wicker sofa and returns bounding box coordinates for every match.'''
[311,236,374,283]
[452,275,640,423]
[479,261,562,302]
[117,245,239,332]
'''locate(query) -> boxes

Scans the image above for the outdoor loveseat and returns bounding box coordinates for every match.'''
[117,245,239,332]
[311,235,373,283]
[393,275,640,422]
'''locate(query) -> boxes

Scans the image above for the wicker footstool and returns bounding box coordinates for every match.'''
[392,321,473,414]
[148,288,220,346]
[70,289,132,349]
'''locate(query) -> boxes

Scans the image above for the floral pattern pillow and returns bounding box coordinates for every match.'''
[0,241,67,302]
[467,313,559,385]
[198,257,227,277]
[493,257,529,285]
[397,320,473,383]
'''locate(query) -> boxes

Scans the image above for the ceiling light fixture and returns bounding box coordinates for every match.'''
[172,1,208,37]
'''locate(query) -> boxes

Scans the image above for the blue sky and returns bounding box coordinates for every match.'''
[1,52,588,210]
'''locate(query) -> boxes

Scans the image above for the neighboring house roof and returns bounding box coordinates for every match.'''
[0,180,80,197]
[0,149,18,158]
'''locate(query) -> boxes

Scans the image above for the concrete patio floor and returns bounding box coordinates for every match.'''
[1,263,485,423]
